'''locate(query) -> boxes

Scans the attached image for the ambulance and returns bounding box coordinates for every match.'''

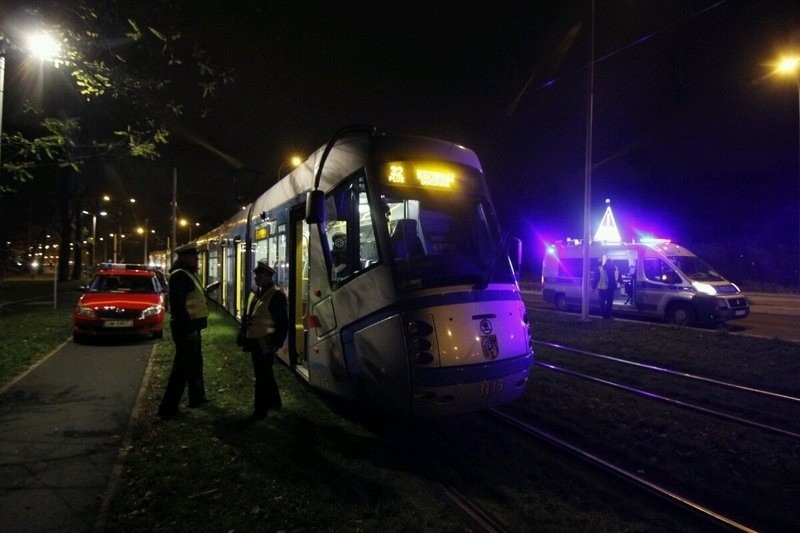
[541,204,749,326]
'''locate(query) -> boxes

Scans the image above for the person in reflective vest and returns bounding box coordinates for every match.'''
[240,260,288,423]
[158,245,209,419]
[592,257,619,319]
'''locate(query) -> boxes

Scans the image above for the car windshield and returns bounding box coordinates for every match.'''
[668,256,726,282]
[89,274,157,293]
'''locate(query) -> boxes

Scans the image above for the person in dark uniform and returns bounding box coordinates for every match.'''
[158,244,209,419]
[240,260,288,423]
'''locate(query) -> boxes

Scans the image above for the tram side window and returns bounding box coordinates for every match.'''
[208,245,219,285]
[324,173,376,285]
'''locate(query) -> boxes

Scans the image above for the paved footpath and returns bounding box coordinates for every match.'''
[0,338,155,532]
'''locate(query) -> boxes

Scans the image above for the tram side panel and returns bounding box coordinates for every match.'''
[302,223,359,402]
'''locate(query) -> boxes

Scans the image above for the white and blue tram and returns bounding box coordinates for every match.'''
[191,127,534,417]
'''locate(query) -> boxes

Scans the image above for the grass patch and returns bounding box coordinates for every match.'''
[4,283,798,530]
[0,279,80,387]
[106,310,474,532]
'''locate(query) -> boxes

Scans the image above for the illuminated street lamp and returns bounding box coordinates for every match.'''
[774,55,800,290]
[277,154,303,180]
[103,195,136,262]
[81,209,107,269]
[0,32,61,175]
[179,218,200,243]
[136,220,154,264]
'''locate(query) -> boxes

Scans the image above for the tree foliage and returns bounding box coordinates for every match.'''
[0,0,233,194]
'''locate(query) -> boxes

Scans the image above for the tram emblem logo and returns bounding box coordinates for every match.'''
[481,334,499,360]
[479,319,493,335]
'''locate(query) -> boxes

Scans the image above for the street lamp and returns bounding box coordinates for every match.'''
[103,195,136,262]
[277,154,303,180]
[774,55,800,291]
[136,220,154,264]
[81,209,107,269]
[179,218,199,243]
[0,32,61,176]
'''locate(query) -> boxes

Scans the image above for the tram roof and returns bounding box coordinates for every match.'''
[250,131,483,218]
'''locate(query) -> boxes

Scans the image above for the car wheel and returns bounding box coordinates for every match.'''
[667,303,696,326]
[554,294,568,312]
[153,330,163,340]
[73,332,86,344]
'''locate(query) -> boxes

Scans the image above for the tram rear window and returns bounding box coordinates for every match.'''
[383,162,478,193]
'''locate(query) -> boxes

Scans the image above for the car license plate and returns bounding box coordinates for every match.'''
[735,310,746,316]
[105,320,133,328]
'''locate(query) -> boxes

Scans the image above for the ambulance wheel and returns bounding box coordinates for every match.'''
[667,303,695,326]
[554,294,568,312]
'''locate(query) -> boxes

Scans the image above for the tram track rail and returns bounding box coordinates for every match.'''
[535,340,800,405]
[533,340,800,440]
[488,407,757,532]
[513,336,800,531]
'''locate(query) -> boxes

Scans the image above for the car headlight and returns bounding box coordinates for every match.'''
[692,281,717,296]
[75,306,97,318]
[139,305,163,319]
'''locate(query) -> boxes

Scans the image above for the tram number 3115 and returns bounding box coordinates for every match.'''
[479,380,505,397]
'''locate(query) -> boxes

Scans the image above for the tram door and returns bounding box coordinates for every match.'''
[236,239,247,317]
[289,206,309,368]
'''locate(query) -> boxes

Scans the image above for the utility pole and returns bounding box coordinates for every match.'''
[171,167,177,260]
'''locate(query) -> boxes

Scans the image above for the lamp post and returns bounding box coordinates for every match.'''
[136,220,153,264]
[1,43,6,172]
[81,209,107,269]
[775,55,800,291]
[103,195,136,262]
[179,218,199,244]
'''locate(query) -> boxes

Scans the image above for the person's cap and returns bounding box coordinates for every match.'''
[253,260,275,275]
[176,243,199,256]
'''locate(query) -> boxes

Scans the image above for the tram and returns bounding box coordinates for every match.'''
[187,126,534,417]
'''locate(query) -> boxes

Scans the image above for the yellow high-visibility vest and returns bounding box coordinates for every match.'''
[245,285,278,338]
[170,269,208,320]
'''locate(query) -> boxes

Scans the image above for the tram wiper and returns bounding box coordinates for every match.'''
[474,234,509,291]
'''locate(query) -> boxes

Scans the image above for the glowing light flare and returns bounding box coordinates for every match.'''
[593,200,622,243]
[775,56,800,75]
[27,33,61,63]
[692,281,717,296]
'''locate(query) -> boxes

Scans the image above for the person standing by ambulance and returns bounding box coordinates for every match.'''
[592,257,618,319]
[158,244,209,419]
[240,260,288,423]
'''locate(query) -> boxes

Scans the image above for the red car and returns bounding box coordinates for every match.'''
[73,265,167,343]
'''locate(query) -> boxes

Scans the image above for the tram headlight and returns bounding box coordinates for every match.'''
[412,337,431,350]
[407,320,433,336]
[411,352,434,365]
[407,319,435,366]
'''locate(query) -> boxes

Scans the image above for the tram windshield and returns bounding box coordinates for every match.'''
[323,163,515,292]
[384,195,513,291]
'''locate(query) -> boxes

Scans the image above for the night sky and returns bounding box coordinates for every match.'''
[3,0,800,281]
